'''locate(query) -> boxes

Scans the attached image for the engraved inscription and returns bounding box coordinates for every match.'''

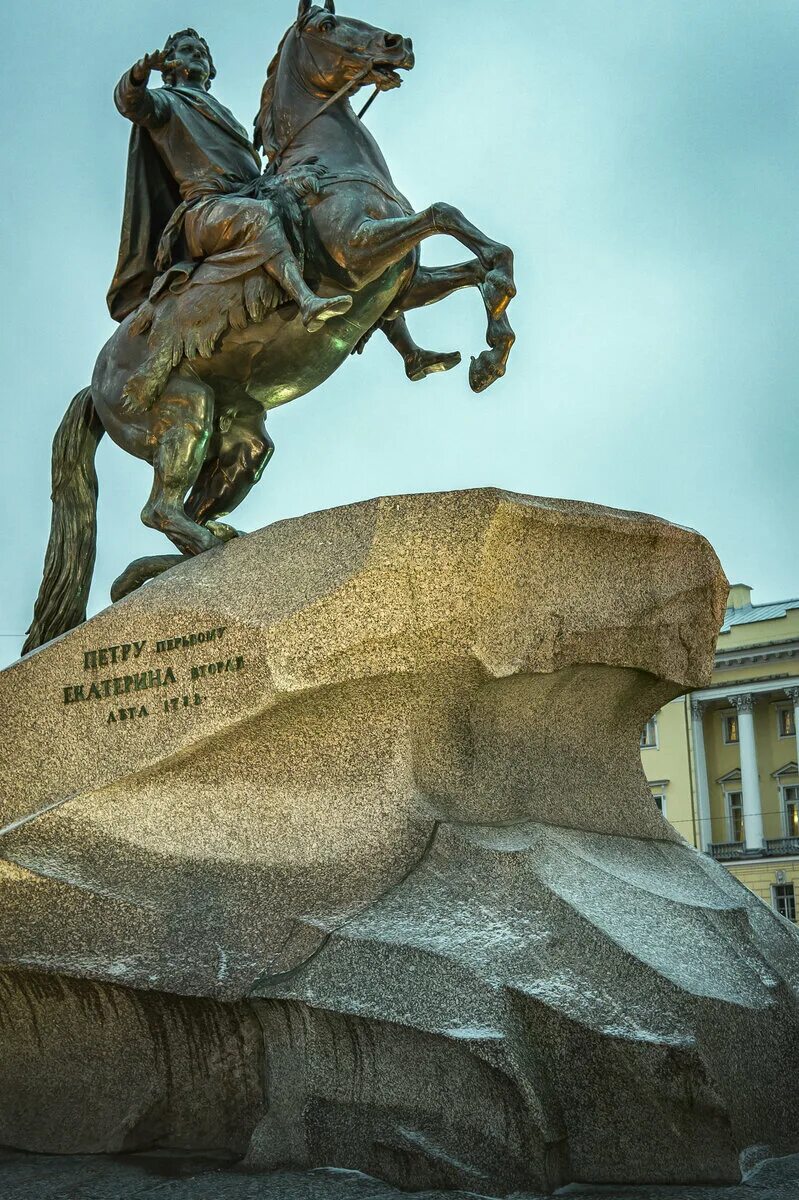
[191,657,244,680]
[84,642,147,670]
[60,625,245,730]
[107,706,150,725]
[64,667,177,704]
[163,694,204,713]
[156,627,227,654]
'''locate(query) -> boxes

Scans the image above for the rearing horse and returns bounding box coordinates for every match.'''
[24,0,516,655]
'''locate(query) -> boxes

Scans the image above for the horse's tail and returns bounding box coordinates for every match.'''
[23,388,105,656]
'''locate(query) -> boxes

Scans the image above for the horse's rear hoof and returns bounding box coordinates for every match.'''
[206,521,241,543]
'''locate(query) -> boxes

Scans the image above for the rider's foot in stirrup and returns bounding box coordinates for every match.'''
[300,293,353,333]
[404,347,462,382]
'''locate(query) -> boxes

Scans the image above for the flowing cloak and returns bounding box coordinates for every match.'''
[107,124,180,322]
[107,81,261,323]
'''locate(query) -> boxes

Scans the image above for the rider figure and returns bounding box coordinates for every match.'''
[109,30,353,365]
[109,27,459,403]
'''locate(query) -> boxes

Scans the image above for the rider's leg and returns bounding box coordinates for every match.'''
[187,195,353,333]
[185,410,274,528]
[141,370,220,557]
[265,248,353,333]
[381,315,461,382]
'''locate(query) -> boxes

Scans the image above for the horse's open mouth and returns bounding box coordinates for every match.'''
[370,62,407,89]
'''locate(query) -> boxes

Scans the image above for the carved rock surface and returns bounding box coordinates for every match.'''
[0,489,797,1195]
[1,1151,799,1200]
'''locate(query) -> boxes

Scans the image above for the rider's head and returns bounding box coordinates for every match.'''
[162,29,216,91]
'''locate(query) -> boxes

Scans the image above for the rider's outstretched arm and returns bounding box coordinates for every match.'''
[115,51,172,130]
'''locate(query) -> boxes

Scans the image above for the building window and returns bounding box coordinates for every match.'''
[722,713,739,745]
[778,707,797,739]
[772,883,796,923]
[726,790,744,843]
[650,787,667,817]
[640,717,658,749]
[783,786,799,838]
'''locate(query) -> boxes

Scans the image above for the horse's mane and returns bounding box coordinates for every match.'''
[253,24,295,158]
[255,7,327,157]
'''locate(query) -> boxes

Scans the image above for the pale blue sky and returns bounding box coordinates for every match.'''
[1,0,797,665]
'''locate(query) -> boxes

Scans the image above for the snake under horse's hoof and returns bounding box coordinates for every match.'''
[111,555,188,602]
[110,524,240,602]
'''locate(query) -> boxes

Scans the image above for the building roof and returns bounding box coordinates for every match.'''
[720,599,799,634]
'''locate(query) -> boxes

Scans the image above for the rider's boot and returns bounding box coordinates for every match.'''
[382,315,461,382]
[269,254,353,333]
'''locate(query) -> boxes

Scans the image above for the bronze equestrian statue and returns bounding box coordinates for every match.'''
[24,1,516,656]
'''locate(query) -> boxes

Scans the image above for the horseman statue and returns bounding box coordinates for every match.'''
[24,0,517,656]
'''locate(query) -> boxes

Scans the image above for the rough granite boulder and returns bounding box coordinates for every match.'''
[0,489,798,1196]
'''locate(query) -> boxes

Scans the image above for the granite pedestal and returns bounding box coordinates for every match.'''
[1,491,797,1195]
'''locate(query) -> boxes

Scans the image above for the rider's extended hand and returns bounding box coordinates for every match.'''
[131,51,178,84]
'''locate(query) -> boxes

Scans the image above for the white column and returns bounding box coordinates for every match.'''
[788,687,799,767]
[734,693,764,852]
[690,699,712,851]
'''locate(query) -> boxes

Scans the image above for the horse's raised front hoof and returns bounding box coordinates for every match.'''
[405,349,462,382]
[206,521,241,543]
[481,268,517,321]
[469,349,507,394]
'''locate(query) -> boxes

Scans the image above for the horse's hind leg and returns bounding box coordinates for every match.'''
[141,371,220,557]
[185,410,274,528]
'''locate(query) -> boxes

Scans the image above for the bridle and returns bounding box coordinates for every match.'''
[271,19,384,166]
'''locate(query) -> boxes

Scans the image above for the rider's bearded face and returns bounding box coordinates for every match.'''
[170,37,211,88]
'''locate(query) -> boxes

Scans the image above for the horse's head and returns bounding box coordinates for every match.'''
[295,0,415,96]
[255,2,415,158]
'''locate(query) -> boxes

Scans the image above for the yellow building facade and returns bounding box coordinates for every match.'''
[641,585,799,920]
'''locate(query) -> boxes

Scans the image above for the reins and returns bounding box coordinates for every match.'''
[271,21,383,167]
[357,88,381,120]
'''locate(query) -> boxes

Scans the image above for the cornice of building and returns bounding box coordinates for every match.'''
[722,856,799,869]
[714,637,799,669]
[693,676,799,704]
